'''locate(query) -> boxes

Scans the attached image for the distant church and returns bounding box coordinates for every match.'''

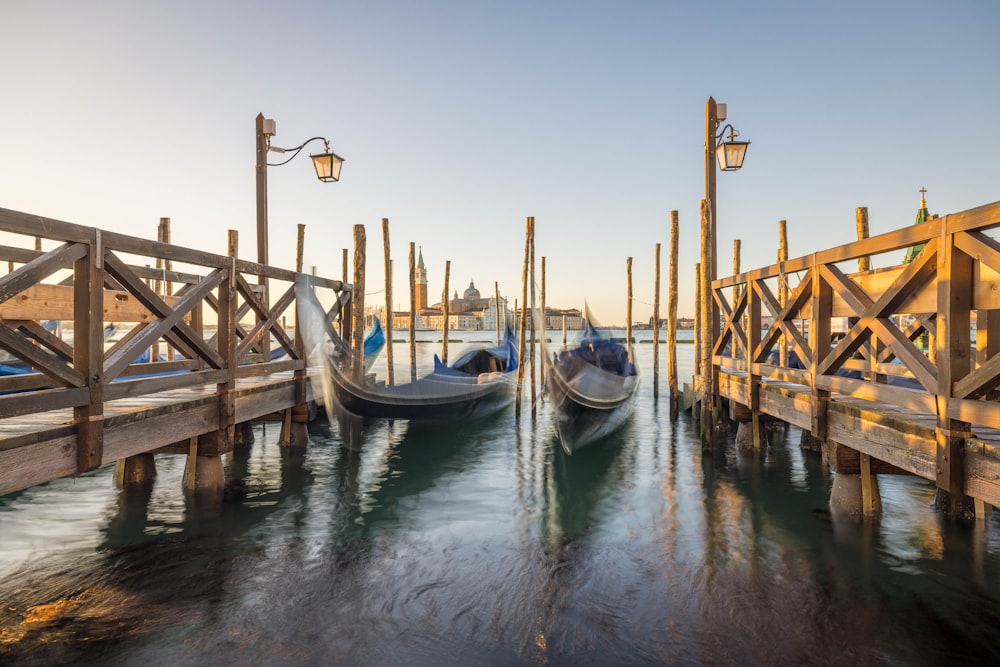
[390,247,513,331]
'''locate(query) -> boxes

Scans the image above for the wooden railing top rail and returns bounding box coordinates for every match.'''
[714,199,1000,289]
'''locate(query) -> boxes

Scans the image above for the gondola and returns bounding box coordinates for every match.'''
[327,325,518,422]
[543,311,639,454]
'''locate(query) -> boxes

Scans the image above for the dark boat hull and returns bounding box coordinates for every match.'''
[547,359,638,454]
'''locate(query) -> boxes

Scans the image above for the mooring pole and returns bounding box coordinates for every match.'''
[516,217,531,418]
[351,225,367,383]
[409,242,417,381]
[540,257,546,388]
[653,242,661,399]
[382,218,394,386]
[699,199,715,448]
[529,218,537,415]
[441,260,451,365]
[668,211,679,419]
[626,256,633,359]
[778,219,789,368]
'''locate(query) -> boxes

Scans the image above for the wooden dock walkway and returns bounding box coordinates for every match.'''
[0,207,352,497]
[704,199,1000,515]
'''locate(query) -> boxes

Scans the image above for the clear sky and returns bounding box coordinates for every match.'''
[2,1,998,325]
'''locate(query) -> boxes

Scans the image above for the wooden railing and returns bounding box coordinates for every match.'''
[0,206,351,472]
[710,199,1000,497]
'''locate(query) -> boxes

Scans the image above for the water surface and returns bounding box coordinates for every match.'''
[2,331,1000,665]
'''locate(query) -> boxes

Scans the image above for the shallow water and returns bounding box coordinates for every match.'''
[2,331,1000,665]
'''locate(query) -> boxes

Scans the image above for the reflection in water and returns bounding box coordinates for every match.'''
[2,335,1000,664]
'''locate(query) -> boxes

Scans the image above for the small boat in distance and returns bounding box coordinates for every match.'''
[543,309,639,454]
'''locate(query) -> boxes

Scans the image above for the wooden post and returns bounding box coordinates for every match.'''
[699,200,714,446]
[747,269,763,448]
[653,242,661,399]
[342,248,349,284]
[935,222,973,515]
[529,218,536,414]
[351,225,366,383]
[215,230,239,456]
[626,257,633,359]
[441,260,451,365]
[516,217,531,418]
[809,253,832,444]
[281,223,309,446]
[160,217,174,362]
[540,257,546,387]
[733,239,741,308]
[562,314,567,348]
[778,219,789,368]
[694,262,701,398]
[856,207,871,272]
[409,242,417,382]
[668,211,679,419]
[74,228,105,472]
[495,281,501,343]
[382,218,394,386]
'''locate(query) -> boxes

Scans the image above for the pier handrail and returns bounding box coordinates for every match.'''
[0,206,350,472]
[709,199,1000,497]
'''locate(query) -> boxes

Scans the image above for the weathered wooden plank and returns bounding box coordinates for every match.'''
[0,433,79,495]
[817,375,937,414]
[0,323,85,387]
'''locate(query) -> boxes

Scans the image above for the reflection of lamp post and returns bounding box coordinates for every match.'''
[254,113,344,269]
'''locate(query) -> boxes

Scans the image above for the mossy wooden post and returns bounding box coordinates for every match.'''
[382,218,394,386]
[540,256,546,387]
[668,211,679,419]
[529,218,536,414]
[494,281,501,344]
[409,242,417,381]
[652,242,661,398]
[699,199,714,447]
[626,256,633,358]
[516,217,531,418]
[351,225,367,383]
[441,260,451,365]
[778,219,789,368]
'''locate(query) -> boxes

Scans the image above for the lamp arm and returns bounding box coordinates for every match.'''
[267,136,329,167]
[715,123,739,142]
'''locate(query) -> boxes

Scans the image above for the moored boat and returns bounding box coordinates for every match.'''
[544,311,639,454]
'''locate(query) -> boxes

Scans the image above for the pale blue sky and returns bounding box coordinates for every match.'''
[2,1,998,324]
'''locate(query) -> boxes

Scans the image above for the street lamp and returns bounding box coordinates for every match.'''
[704,96,750,303]
[255,112,344,269]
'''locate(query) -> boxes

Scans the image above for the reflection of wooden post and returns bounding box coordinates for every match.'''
[699,199,714,447]
[540,257,546,387]
[441,260,451,365]
[409,242,417,381]
[668,211,679,419]
[351,225,366,383]
[652,243,660,398]
[382,218,394,386]
[778,219,788,368]
[856,207,870,272]
[516,217,531,418]
[626,257,633,358]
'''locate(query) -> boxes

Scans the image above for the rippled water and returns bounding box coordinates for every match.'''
[2,331,1000,665]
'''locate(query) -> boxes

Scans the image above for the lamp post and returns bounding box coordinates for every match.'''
[702,97,749,438]
[254,112,344,270]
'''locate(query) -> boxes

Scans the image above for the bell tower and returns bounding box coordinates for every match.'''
[415,246,428,310]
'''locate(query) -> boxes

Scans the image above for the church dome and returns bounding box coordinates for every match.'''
[463,280,480,300]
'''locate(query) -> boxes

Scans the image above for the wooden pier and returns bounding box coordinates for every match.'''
[0,207,352,497]
[705,199,1000,516]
